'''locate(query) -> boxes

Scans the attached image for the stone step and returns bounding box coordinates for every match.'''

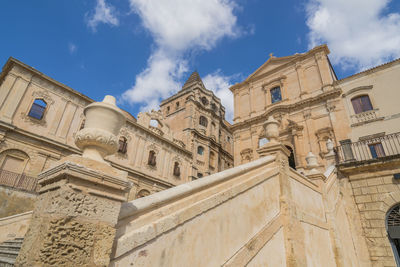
[0,244,20,252]
[0,256,15,267]
[1,241,22,247]
[0,249,18,259]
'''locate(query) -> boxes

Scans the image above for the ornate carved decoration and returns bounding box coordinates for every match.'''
[20,111,47,127]
[32,90,55,105]
[119,127,132,141]
[75,128,119,155]
[240,148,253,163]
[303,109,311,120]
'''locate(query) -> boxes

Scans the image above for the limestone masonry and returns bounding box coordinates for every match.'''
[0,44,400,266]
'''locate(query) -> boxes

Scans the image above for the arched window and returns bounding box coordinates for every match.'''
[148,150,156,166]
[150,119,159,127]
[259,138,269,148]
[28,99,47,120]
[351,95,373,114]
[118,137,127,154]
[137,189,150,198]
[166,106,170,114]
[387,204,400,265]
[176,102,180,110]
[285,145,296,170]
[199,116,208,127]
[197,146,204,155]
[270,86,282,104]
[197,173,203,178]
[173,162,180,177]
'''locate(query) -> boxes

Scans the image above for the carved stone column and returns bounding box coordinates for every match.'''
[16,96,131,267]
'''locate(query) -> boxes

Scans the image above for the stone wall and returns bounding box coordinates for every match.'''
[0,211,32,243]
[111,153,366,266]
[0,186,35,218]
[340,159,400,266]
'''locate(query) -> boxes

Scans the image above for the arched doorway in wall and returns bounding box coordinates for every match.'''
[387,204,400,265]
[285,145,296,170]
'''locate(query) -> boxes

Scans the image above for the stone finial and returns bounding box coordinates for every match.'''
[75,95,126,163]
[264,116,280,143]
[305,152,318,168]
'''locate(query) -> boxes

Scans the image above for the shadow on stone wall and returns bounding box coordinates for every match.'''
[0,186,36,218]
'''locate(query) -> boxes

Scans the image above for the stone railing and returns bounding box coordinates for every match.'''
[351,109,379,125]
[149,125,164,136]
[0,169,38,193]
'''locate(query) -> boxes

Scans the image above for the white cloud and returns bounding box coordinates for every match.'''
[86,0,119,32]
[306,0,400,70]
[122,0,240,112]
[203,70,235,122]
[68,42,77,54]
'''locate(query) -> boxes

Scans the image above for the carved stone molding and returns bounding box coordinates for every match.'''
[32,90,55,105]
[75,128,119,156]
[20,111,47,127]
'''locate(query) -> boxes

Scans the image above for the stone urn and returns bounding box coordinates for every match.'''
[264,116,280,143]
[305,151,318,168]
[75,95,126,163]
[326,138,335,156]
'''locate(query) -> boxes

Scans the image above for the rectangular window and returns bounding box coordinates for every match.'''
[351,95,373,114]
[368,143,385,159]
[270,87,282,103]
[28,103,46,120]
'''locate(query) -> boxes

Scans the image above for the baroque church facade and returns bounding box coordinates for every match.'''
[0,44,400,266]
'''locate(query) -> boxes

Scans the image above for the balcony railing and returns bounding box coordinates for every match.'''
[336,132,400,164]
[0,169,38,193]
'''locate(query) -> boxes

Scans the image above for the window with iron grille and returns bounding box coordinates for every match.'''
[28,99,47,120]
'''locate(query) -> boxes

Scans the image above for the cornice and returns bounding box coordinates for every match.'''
[129,120,192,157]
[231,87,342,131]
[342,85,373,97]
[338,57,400,84]
[1,57,93,103]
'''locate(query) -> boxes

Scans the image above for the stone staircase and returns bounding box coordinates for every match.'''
[0,238,23,267]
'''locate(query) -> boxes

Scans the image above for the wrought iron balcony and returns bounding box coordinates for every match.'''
[0,169,38,192]
[336,132,400,165]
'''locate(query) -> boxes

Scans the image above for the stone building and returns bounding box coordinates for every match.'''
[160,71,233,178]
[336,58,400,265]
[1,45,400,266]
[0,58,218,207]
[230,45,349,172]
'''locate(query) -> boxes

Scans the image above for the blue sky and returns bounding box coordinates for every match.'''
[1,0,400,122]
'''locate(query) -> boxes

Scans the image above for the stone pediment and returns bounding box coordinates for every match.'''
[246,55,297,82]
